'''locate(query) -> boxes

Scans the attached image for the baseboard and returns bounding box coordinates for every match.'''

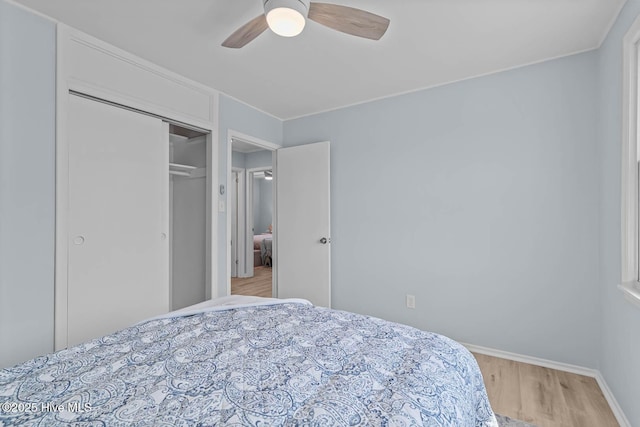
[463,343,598,377]
[463,343,631,427]
[594,371,632,427]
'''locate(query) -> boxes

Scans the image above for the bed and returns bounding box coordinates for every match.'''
[253,234,273,267]
[0,296,498,426]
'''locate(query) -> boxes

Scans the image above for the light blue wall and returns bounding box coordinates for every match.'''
[217,95,282,294]
[284,52,601,368]
[245,151,274,235]
[252,178,273,235]
[597,0,640,424]
[252,177,262,234]
[231,151,246,168]
[230,149,273,240]
[245,150,273,170]
[0,1,56,368]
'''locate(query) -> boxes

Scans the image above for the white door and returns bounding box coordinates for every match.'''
[67,95,169,346]
[276,141,331,307]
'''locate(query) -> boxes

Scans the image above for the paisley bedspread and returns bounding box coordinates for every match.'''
[0,298,498,426]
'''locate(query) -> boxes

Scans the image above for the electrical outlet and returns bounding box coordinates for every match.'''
[406,294,415,309]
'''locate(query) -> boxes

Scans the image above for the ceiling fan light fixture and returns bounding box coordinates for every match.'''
[222,0,389,49]
[264,0,309,37]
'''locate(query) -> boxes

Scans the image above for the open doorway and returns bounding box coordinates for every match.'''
[227,131,280,298]
[226,135,332,306]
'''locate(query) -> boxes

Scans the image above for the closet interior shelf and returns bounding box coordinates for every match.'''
[169,162,197,177]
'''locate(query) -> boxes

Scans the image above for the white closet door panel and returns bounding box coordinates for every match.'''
[67,95,169,346]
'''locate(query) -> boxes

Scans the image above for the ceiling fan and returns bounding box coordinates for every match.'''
[222,0,390,48]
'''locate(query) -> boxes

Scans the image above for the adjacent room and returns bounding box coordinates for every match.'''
[230,139,274,298]
[1,0,639,426]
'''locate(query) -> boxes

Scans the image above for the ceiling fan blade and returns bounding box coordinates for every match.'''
[308,2,390,40]
[222,14,268,48]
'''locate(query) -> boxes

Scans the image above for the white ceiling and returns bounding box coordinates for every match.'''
[232,139,265,154]
[15,0,626,120]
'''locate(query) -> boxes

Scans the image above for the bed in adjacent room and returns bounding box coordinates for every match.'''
[253,234,273,267]
[0,296,498,426]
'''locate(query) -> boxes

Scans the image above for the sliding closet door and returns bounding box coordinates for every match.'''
[67,94,169,346]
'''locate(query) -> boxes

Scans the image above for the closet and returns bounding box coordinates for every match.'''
[53,25,218,351]
[66,94,209,346]
[169,125,208,311]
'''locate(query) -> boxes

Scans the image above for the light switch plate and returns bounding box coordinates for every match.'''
[406,294,415,309]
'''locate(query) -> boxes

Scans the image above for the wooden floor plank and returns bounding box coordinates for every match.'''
[475,353,524,420]
[473,353,619,427]
[518,362,567,426]
[231,266,272,298]
[580,376,620,427]
[555,370,587,412]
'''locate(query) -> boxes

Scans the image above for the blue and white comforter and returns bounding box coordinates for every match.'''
[0,298,498,426]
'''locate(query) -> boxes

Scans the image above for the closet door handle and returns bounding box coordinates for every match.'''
[320,237,330,244]
[73,236,85,245]
[161,233,167,241]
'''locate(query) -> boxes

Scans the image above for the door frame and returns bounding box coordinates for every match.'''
[226,130,281,296]
[230,167,246,278]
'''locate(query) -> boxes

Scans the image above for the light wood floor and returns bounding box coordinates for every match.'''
[231,266,272,298]
[473,353,618,427]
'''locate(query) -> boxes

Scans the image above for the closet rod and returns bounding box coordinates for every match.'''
[69,90,210,134]
[169,162,197,172]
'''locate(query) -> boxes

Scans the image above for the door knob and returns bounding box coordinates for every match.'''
[320,237,331,244]
[73,236,85,245]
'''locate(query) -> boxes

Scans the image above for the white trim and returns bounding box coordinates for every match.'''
[162,122,172,311]
[63,26,220,112]
[620,14,640,307]
[226,130,281,295]
[67,79,215,132]
[230,130,281,151]
[463,343,597,377]
[55,25,219,350]
[463,343,631,427]
[4,0,57,22]
[595,371,633,427]
[55,26,70,350]
[219,91,284,122]
[230,167,246,281]
[237,168,246,278]
[209,94,220,301]
[58,25,216,125]
[618,282,640,308]
[226,132,234,293]
[271,152,279,300]
[205,129,218,301]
